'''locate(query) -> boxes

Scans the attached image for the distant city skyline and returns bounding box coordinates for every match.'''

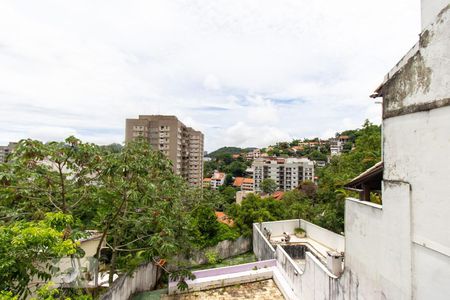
[0,0,420,151]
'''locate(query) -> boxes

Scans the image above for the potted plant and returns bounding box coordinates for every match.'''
[294,227,306,238]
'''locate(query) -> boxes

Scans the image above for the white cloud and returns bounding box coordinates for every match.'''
[27,126,78,142]
[0,0,420,150]
[224,122,291,148]
[203,74,221,91]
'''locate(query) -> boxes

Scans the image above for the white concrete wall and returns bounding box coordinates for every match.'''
[383,107,450,299]
[174,236,252,266]
[300,220,345,253]
[276,246,342,300]
[254,221,344,299]
[259,219,300,236]
[393,4,449,109]
[421,0,449,30]
[100,262,160,300]
[253,224,276,261]
[344,187,412,299]
[259,219,344,253]
[349,4,450,299]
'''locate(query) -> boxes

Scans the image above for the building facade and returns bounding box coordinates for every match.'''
[233,177,255,191]
[203,170,225,190]
[125,115,204,187]
[0,142,17,163]
[245,148,261,161]
[252,157,314,192]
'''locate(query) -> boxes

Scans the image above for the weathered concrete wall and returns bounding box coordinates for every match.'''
[383,107,450,299]
[173,236,251,266]
[421,0,449,30]
[300,219,345,253]
[381,4,450,119]
[361,3,450,299]
[257,219,344,253]
[100,262,160,300]
[276,239,342,300]
[253,221,344,299]
[258,219,300,236]
[343,187,412,299]
[253,224,276,261]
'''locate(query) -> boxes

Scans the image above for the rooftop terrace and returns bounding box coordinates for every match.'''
[163,279,283,300]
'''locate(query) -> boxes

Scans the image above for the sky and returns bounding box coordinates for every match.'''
[0,0,421,152]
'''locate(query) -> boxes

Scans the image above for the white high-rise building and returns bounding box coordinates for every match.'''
[252,157,314,192]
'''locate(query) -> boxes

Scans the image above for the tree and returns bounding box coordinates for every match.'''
[189,205,221,248]
[93,140,192,284]
[225,161,247,177]
[229,194,285,236]
[101,143,123,154]
[223,174,234,186]
[220,186,237,205]
[260,178,277,194]
[0,213,78,298]
[0,137,102,225]
[0,138,196,289]
[308,150,327,161]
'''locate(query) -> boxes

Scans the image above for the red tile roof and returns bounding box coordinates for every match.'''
[233,177,245,187]
[215,211,234,226]
[243,178,254,184]
[234,177,253,187]
[272,191,285,201]
[212,172,225,180]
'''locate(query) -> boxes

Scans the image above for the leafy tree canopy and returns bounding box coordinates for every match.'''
[260,178,277,194]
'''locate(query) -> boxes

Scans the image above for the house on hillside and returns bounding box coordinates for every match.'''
[203,170,225,190]
[233,177,254,191]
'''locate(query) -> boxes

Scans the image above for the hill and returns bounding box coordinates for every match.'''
[207,147,245,158]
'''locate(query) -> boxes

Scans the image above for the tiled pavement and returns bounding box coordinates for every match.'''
[162,279,285,300]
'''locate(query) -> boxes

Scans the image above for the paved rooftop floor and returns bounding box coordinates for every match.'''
[161,279,284,300]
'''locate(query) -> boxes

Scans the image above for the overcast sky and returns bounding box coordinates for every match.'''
[0,0,420,151]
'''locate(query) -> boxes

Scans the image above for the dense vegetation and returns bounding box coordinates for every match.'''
[204,154,251,178]
[206,147,255,159]
[0,138,238,298]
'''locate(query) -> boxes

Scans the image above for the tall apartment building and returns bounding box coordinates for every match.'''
[125,115,204,187]
[0,142,17,163]
[252,157,314,192]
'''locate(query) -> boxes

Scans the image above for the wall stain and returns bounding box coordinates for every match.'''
[382,52,432,116]
[419,29,433,48]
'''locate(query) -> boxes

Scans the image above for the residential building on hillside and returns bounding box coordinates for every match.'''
[125,115,204,187]
[329,138,343,156]
[252,157,314,192]
[313,160,326,168]
[203,170,225,190]
[290,145,304,152]
[0,142,17,163]
[233,177,254,191]
[245,148,261,160]
[202,178,211,189]
[330,135,351,156]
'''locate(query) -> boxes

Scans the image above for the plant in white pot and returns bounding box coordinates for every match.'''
[294,227,306,238]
